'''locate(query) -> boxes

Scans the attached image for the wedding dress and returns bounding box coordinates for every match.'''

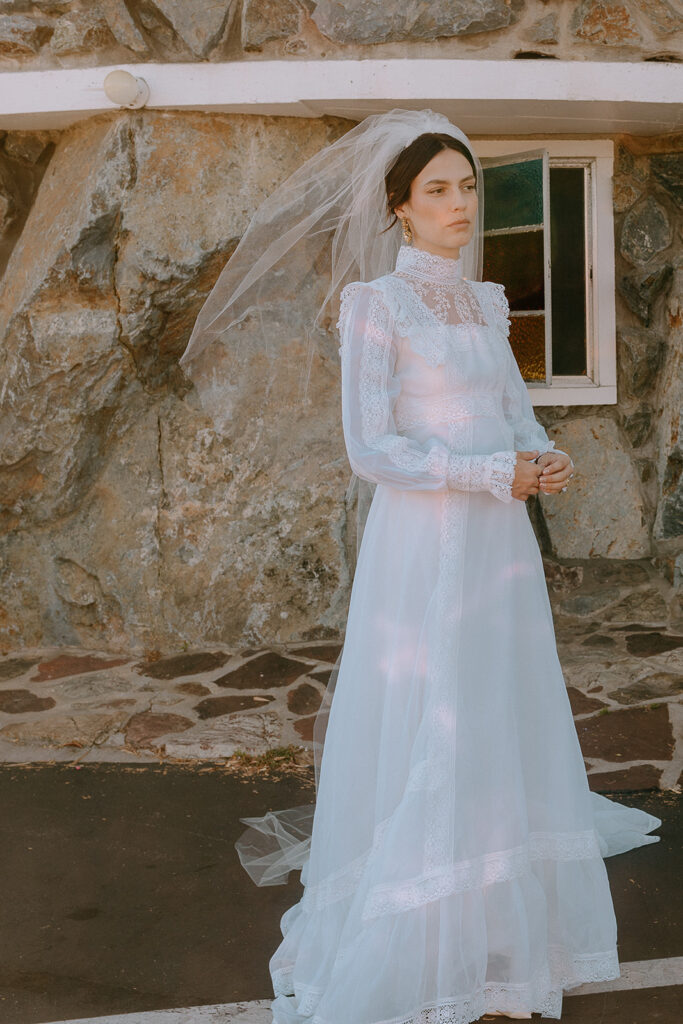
[241,244,662,1024]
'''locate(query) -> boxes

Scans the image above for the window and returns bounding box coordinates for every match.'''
[476,140,616,406]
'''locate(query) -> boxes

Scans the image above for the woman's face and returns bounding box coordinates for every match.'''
[394,148,478,261]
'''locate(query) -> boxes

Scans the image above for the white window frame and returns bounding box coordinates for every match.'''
[474,139,616,406]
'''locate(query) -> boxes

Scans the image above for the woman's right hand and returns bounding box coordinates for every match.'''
[511,451,543,501]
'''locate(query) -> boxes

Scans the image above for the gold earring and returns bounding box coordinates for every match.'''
[401,218,412,244]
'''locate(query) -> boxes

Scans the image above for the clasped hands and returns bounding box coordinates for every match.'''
[511,450,574,502]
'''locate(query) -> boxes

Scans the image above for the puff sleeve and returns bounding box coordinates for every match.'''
[338,282,519,501]
[488,283,574,469]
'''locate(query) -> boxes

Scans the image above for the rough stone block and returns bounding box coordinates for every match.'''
[588,764,662,791]
[49,7,113,55]
[576,704,674,762]
[650,154,683,208]
[124,710,195,746]
[242,0,301,50]
[98,0,148,52]
[194,693,275,719]
[571,1,640,45]
[311,0,523,44]
[541,418,650,559]
[620,196,673,266]
[0,13,53,57]
[150,0,234,57]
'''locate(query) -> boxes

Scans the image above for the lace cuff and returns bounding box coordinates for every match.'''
[446,450,517,503]
[486,451,517,502]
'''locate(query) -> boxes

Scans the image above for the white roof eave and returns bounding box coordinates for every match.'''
[1,58,681,135]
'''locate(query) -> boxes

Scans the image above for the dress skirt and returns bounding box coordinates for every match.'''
[266,480,662,1024]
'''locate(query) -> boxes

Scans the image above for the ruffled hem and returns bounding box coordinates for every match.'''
[272,947,620,1024]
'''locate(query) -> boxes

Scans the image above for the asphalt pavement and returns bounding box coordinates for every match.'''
[0,765,680,1024]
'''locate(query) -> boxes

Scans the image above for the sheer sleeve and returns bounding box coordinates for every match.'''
[488,282,574,468]
[337,282,519,501]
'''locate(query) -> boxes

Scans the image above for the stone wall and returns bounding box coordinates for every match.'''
[1,110,681,654]
[0,0,681,67]
[0,112,359,653]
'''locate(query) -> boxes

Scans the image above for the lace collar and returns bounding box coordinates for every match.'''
[394,244,465,283]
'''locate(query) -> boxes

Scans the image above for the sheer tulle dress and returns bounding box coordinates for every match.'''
[235,245,662,1024]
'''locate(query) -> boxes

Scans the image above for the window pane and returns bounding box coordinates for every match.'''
[550,167,587,376]
[483,157,544,231]
[510,314,546,382]
[483,229,544,311]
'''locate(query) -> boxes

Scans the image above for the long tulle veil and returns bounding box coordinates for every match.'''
[177,108,486,887]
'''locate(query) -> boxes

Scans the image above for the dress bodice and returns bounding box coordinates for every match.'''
[336,245,561,502]
[354,246,511,437]
[338,244,509,372]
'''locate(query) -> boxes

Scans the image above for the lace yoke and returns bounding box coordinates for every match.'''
[337,245,511,371]
[391,244,488,328]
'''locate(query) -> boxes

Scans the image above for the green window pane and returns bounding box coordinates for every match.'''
[483,229,544,312]
[550,167,587,376]
[510,314,546,381]
[482,157,544,231]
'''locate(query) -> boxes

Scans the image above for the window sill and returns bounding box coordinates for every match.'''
[529,382,616,406]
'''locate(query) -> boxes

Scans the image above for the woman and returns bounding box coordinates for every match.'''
[180,110,661,1024]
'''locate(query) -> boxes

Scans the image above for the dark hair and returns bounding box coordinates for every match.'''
[384,132,478,232]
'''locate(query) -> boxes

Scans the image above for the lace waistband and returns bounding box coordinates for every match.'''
[394,393,500,431]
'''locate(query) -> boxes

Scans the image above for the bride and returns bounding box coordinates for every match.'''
[179,110,661,1024]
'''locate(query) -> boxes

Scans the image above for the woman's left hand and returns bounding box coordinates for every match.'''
[535,451,574,495]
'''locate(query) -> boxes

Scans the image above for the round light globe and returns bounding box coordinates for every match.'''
[103,70,150,109]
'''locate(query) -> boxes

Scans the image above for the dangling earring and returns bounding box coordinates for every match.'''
[401,218,413,244]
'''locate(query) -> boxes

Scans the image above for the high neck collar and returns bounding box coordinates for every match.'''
[395,244,465,283]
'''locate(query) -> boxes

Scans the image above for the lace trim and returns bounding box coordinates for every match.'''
[272,964,293,996]
[405,757,439,792]
[488,450,517,503]
[361,829,604,922]
[395,244,465,283]
[336,281,366,336]
[301,810,603,918]
[356,287,449,481]
[272,968,325,1018]
[418,394,470,873]
[444,449,516,502]
[301,816,392,913]
[386,275,488,368]
[390,274,483,324]
[274,948,620,1024]
[487,281,512,338]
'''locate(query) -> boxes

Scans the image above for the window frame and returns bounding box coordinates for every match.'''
[480,148,553,386]
[474,138,616,407]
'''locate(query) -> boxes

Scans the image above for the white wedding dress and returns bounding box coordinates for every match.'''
[236,245,661,1024]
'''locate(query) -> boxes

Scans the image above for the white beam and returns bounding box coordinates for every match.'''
[0,59,681,134]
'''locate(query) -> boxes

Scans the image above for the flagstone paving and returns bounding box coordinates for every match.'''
[0,624,681,792]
